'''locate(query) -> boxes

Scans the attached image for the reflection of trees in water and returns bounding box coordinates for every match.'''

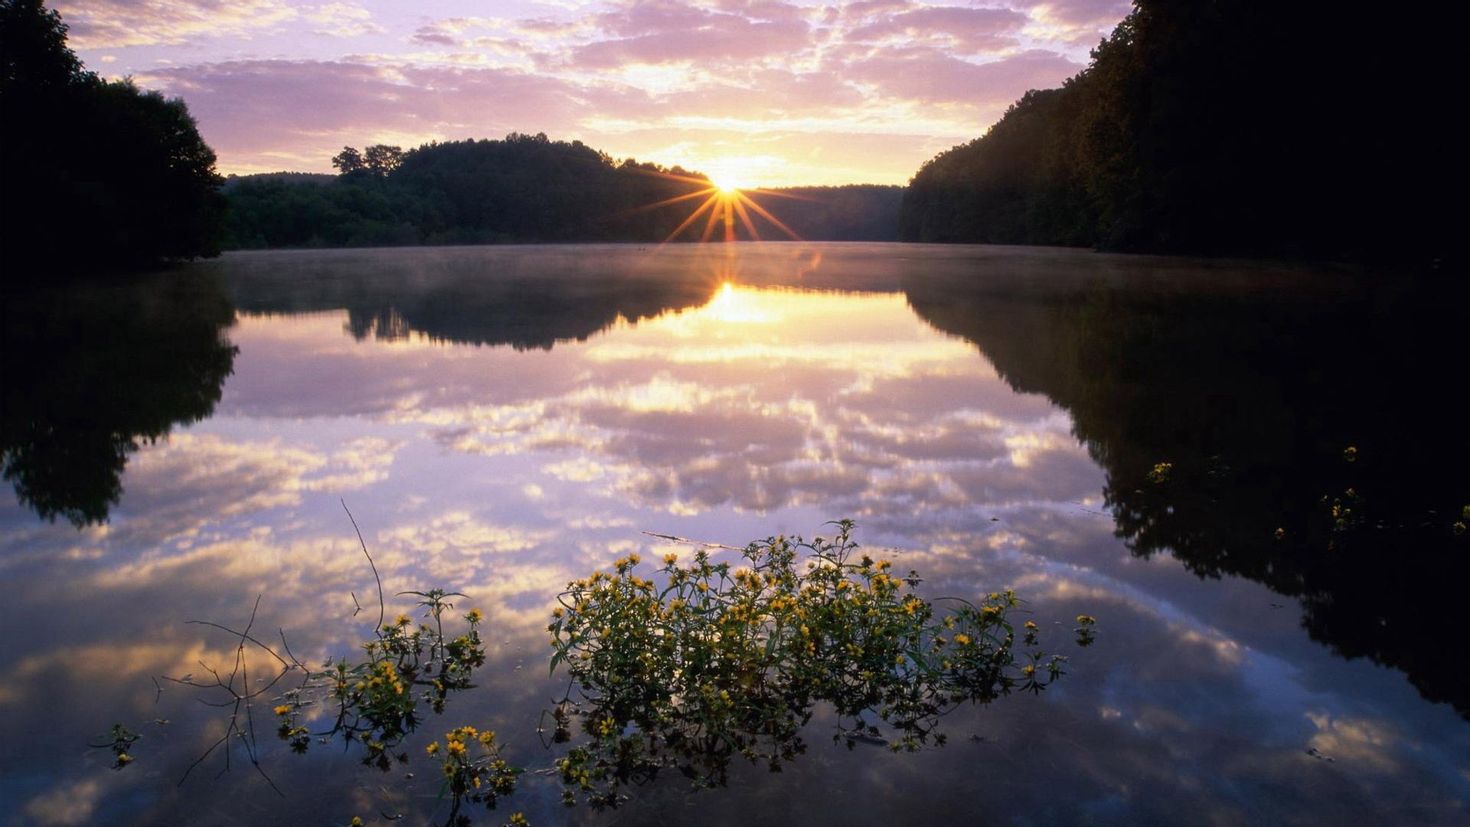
[1,273,237,524]
[215,247,724,350]
[906,269,1470,717]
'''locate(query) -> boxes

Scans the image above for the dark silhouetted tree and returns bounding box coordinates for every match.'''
[363,144,403,177]
[900,0,1454,264]
[331,145,365,174]
[0,0,224,280]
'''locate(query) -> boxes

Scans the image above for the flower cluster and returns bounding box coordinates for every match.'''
[424,726,521,825]
[546,520,1088,807]
[273,595,487,770]
[93,723,140,770]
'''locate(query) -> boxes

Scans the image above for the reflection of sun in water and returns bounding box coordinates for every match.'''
[702,282,777,324]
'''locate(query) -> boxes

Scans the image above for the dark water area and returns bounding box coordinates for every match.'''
[1,244,1466,825]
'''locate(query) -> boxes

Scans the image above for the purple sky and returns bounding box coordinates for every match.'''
[55,1,1129,185]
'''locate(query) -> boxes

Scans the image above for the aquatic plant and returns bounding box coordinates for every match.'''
[546,520,1089,808]
[89,723,140,769]
[123,517,1094,824]
[161,505,498,817]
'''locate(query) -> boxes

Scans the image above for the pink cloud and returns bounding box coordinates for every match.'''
[139,60,593,166]
[846,48,1081,105]
[1026,0,1133,28]
[842,0,916,18]
[847,5,1028,51]
[55,0,297,48]
[67,0,1133,181]
[573,0,810,67]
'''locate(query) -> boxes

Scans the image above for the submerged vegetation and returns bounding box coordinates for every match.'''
[117,520,1094,825]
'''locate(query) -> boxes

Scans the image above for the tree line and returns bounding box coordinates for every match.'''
[222,139,902,249]
[899,0,1454,264]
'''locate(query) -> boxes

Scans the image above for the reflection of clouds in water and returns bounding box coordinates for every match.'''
[216,286,1094,523]
[8,268,1469,824]
[0,640,217,708]
[1305,712,1399,772]
[107,433,401,548]
[23,778,104,827]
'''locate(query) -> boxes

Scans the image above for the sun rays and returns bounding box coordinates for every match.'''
[627,169,808,244]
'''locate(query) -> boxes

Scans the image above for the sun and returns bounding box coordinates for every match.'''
[617,165,811,243]
[710,174,741,194]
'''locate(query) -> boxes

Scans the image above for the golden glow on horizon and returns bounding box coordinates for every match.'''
[710,174,741,194]
[628,169,807,245]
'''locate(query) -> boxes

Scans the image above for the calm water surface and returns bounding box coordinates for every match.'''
[2,243,1467,825]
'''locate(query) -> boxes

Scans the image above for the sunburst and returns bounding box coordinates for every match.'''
[627,169,809,244]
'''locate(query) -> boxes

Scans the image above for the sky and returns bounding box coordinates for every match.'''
[54,0,1130,186]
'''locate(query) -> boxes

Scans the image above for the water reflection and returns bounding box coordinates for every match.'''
[905,267,1470,716]
[1,244,1467,825]
[1,273,237,524]
[205,246,726,350]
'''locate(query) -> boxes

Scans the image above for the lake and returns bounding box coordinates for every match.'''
[2,243,1467,825]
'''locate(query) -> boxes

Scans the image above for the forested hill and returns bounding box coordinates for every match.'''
[899,1,1454,264]
[222,136,902,248]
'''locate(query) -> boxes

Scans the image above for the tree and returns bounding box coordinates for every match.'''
[363,144,403,177]
[0,0,224,280]
[331,145,364,174]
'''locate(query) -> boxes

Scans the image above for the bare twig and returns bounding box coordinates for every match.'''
[343,500,385,631]
[640,530,743,551]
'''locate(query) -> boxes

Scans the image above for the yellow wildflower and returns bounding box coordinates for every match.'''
[954,633,972,646]
[273,704,291,716]
[426,742,440,755]
[466,608,484,624]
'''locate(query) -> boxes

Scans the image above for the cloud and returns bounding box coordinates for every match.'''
[55,0,298,48]
[137,59,593,170]
[845,47,1082,105]
[304,2,383,38]
[847,5,1028,51]
[1026,0,1133,29]
[60,0,1132,182]
[572,5,811,68]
